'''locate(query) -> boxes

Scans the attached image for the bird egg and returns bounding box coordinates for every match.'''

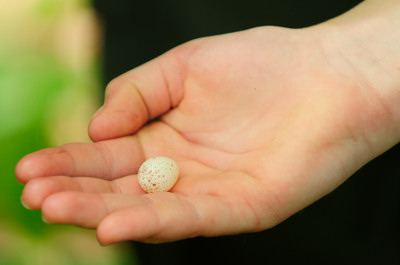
[138,157,179,193]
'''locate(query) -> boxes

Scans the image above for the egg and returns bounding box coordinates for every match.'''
[138,157,179,193]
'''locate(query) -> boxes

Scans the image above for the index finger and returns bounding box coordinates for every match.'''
[15,136,144,184]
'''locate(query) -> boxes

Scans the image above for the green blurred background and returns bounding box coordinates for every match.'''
[0,0,135,264]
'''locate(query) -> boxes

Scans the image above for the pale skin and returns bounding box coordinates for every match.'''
[16,0,400,244]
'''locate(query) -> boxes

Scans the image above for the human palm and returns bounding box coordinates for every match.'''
[16,26,395,244]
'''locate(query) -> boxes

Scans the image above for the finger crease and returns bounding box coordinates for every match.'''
[128,80,151,120]
[94,143,115,180]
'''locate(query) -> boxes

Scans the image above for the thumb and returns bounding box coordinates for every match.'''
[89,48,186,142]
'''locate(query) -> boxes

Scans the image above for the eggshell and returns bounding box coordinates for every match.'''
[138,157,179,193]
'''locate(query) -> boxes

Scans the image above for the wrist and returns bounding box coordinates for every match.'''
[316,0,400,91]
[308,0,400,133]
[293,0,400,157]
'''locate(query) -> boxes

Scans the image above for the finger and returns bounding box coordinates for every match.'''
[96,193,265,244]
[41,192,150,228]
[95,170,282,244]
[39,174,277,244]
[15,136,145,184]
[40,191,217,241]
[89,47,186,142]
[16,121,228,184]
[21,175,144,210]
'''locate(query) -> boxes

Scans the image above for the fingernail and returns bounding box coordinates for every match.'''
[20,197,32,210]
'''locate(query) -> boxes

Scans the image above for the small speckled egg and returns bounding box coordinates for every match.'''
[138,157,179,193]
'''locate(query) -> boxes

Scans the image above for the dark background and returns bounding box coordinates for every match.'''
[93,1,400,264]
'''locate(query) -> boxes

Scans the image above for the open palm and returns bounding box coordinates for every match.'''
[16,26,396,244]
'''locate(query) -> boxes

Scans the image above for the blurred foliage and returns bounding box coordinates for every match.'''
[0,0,93,234]
[0,15,66,238]
[0,40,69,234]
[0,0,136,264]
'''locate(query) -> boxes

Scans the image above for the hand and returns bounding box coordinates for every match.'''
[16,2,400,244]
